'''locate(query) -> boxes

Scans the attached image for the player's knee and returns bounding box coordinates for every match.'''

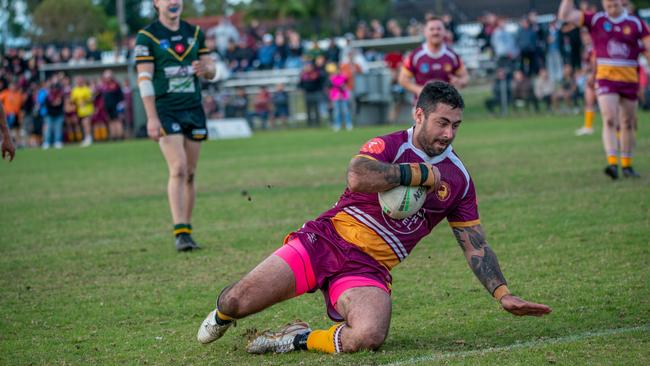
[169,165,187,179]
[344,324,387,352]
[187,172,195,184]
[218,284,254,318]
[620,116,635,130]
[603,117,617,129]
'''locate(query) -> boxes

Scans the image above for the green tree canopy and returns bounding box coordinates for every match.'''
[32,0,107,43]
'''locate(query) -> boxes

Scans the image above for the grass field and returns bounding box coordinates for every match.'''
[1,110,649,365]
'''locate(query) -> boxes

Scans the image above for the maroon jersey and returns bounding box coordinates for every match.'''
[402,43,465,86]
[581,10,650,85]
[296,128,480,271]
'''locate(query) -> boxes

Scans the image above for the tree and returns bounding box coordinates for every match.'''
[32,0,107,43]
[96,0,148,35]
[246,0,308,24]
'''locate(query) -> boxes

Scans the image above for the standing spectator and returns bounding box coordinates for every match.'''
[42,81,65,149]
[477,12,498,53]
[100,70,124,140]
[257,34,276,70]
[213,17,240,56]
[21,81,38,147]
[225,87,250,122]
[516,17,539,76]
[534,68,555,111]
[492,18,519,72]
[328,64,353,131]
[370,19,385,39]
[546,20,564,82]
[560,23,582,71]
[0,82,25,147]
[70,76,95,146]
[442,14,458,43]
[86,37,102,62]
[271,83,290,128]
[69,47,87,65]
[299,62,325,127]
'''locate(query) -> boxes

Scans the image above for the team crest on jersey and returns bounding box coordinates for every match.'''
[443,63,452,72]
[623,25,631,35]
[436,181,450,202]
[171,123,181,132]
[603,21,612,32]
[419,63,430,73]
[360,138,385,154]
[160,39,171,50]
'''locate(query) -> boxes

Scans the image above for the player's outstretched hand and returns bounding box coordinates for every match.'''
[500,295,552,317]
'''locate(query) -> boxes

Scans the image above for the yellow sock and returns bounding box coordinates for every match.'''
[216,310,234,322]
[621,157,632,168]
[607,155,618,166]
[585,110,594,129]
[306,324,344,353]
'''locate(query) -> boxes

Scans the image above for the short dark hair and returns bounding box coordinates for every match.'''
[415,81,464,116]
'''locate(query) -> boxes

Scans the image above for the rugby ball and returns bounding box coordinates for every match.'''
[378,185,427,219]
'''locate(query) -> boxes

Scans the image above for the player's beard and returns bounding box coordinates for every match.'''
[419,135,453,157]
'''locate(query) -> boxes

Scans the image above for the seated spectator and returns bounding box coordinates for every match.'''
[386,19,403,38]
[485,68,512,115]
[225,87,250,125]
[553,64,577,113]
[271,83,290,128]
[512,70,538,112]
[534,68,555,111]
[252,86,272,129]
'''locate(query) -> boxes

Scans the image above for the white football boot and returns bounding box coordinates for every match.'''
[197,310,234,344]
[246,321,311,354]
[575,127,594,136]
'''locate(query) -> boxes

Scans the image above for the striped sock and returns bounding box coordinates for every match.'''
[306,323,345,353]
[173,224,191,237]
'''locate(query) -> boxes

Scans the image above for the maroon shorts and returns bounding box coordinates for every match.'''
[274,219,391,322]
[595,79,639,101]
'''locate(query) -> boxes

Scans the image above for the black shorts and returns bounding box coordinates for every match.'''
[158,106,207,141]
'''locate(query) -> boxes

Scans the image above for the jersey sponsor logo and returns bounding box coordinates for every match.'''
[171,35,183,41]
[160,39,171,50]
[436,181,451,202]
[171,123,181,132]
[134,45,149,57]
[606,39,631,58]
[419,63,430,73]
[381,208,426,235]
[164,66,193,78]
[360,138,386,154]
[432,63,442,70]
[603,21,612,32]
[174,43,186,54]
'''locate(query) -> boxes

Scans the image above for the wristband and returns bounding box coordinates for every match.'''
[399,163,436,186]
[493,285,510,302]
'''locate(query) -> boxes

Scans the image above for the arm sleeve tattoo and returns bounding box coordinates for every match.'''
[452,225,507,295]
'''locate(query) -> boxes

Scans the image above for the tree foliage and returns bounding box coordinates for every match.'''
[95,0,148,35]
[32,0,107,43]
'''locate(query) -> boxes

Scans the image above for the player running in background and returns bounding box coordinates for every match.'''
[398,16,469,99]
[197,81,551,355]
[0,103,16,161]
[560,0,650,179]
[576,28,597,136]
[135,0,219,251]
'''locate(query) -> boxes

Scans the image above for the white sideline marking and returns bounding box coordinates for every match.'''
[383,324,650,365]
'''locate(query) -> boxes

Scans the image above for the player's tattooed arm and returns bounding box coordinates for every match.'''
[452,224,507,295]
[347,156,402,193]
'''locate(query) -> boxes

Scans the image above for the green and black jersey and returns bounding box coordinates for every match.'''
[135,20,210,111]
